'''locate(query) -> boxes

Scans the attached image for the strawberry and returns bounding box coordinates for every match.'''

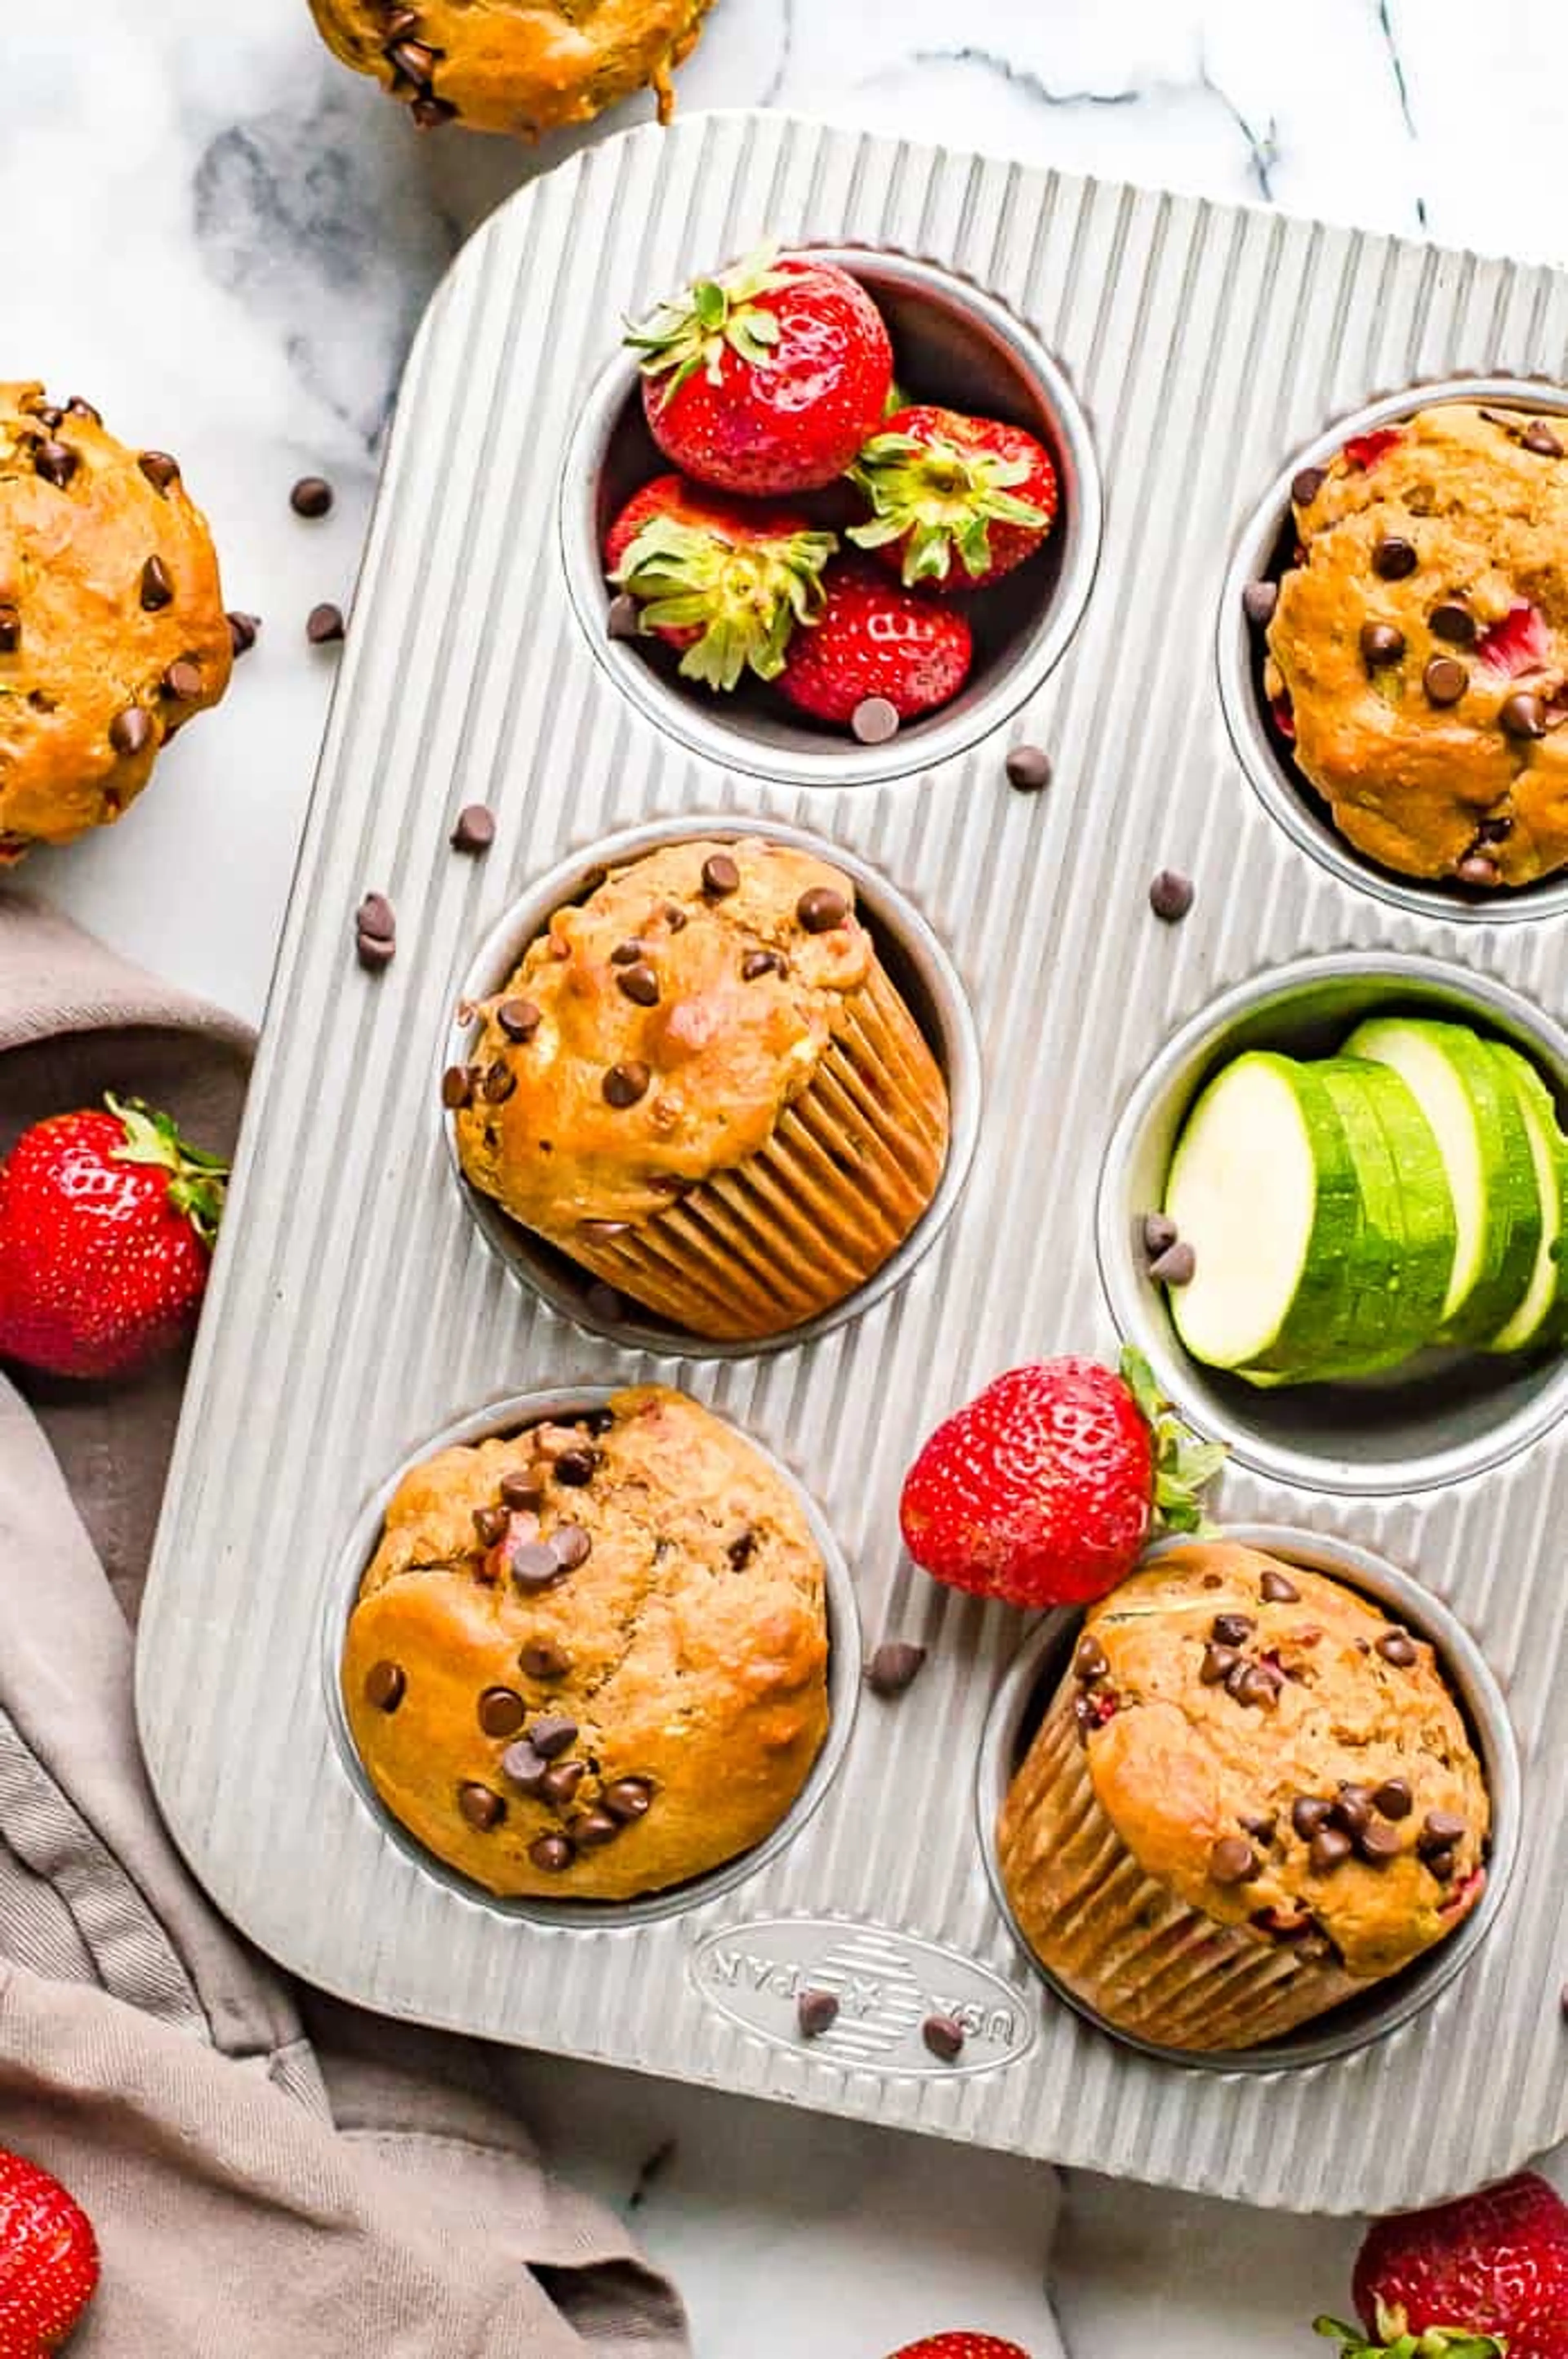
[885,2339,1033,2359]
[848,405,1058,590]
[604,473,837,690]
[626,247,893,497]
[899,1349,1223,1611]
[0,1094,227,1380]
[775,562,972,729]
[1477,600,1549,678]
[1316,2173,1568,2359]
[0,2148,99,2354]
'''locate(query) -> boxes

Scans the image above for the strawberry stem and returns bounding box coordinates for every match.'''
[624,246,793,396]
[1314,2312,1507,2358]
[848,428,1051,586]
[610,514,837,691]
[1119,1346,1225,1536]
[105,1093,228,1250]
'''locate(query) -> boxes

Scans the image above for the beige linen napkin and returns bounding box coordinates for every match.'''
[0,888,689,2357]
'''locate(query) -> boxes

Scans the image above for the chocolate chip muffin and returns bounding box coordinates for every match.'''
[342,1385,831,1901]
[997,1540,1490,2051]
[450,837,950,1339]
[306,0,713,138]
[0,384,232,864]
[1264,401,1568,888]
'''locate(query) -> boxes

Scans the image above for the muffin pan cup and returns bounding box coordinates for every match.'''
[138,110,1568,2214]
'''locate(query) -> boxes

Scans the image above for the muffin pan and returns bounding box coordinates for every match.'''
[138,109,1568,2214]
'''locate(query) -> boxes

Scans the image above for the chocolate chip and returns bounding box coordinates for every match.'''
[1142,1212,1178,1257]
[1524,420,1564,457]
[1309,1827,1353,1873]
[617,962,660,1007]
[1292,1797,1332,1840]
[1424,655,1468,706]
[290,475,334,519]
[480,1061,516,1105]
[364,1661,405,1713]
[1200,1644,1241,1686]
[508,1540,562,1591]
[610,940,645,967]
[65,396,101,425]
[1239,1812,1277,1842]
[387,35,440,80]
[139,555,174,612]
[357,892,396,943]
[1456,853,1501,887]
[1241,579,1278,627]
[528,1715,578,1760]
[1373,1778,1413,1820]
[726,1530,756,1570]
[1074,1635,1110,1683]
[1359,620,1405,666]
[1430,601,1476,645]
[1477,814,1514,841]
[742,950,785,981]
[1212,1613,1254,1648]
[1259,1568,1300,1604]
[497,998,541,1043]
[500,1471,543,1512]
[1232,1663,1280,1710]
[797,1989,840,2038]
[1372,535,1417,580]
[458,1782,505,1832]
[1149,1241,1196,1285]
[553,1446,597,1487]
[1377,1631,1418,1667]
[0,606,18,654]
[573,1810,623,1849]
[602,1778,654,1823]
[1149,869,1194,922]
[1358,1820,1403,1864]
[528,1833,575,1872]
[501,1740,548,1793]
[606,592,643,642]
[109,707,154,757]
[227,610,261,656]
[1424,1847,1457,1883]
[162,659,203,702]
[307,603,345,646]
[866,1640,928,1697]
[851,695,900,745]
[411,94,458,128]
[441,1065,474,1110]
[1500,689,1547,739]
[603,1061,650,1107]
[478,1686,526,1738]
[1004,742,1053,791]
[1291,466,1325,506]
[473,1504,510,1548]
[583,1408,616,1437]
[520,1640,570,1681]
[551,1525,592,1571]
[797,886,849,933]
[922,2014,965,2063]
[1420,1810,1466,1855]
[1331,1786,1373,1836]
[356,932,395,972]
[138,451,180,493]
[450,802,495,853]
[1209,1836,1258,1885]
[701,852,740,897]
[25,402,62,430]
[539,1761,586,1810]
[33,441,78,489]
[585,1281,626,1323]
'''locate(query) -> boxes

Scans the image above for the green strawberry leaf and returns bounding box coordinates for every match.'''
[610,512,837,691]
[105,1093,229,1250]
[623,245,795,395]
[846,424,1053,587]
[1119,1343,1225,1538]
[1313,2311,1508,2357]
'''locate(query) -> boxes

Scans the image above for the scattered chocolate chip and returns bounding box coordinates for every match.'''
[357,892,396,943]
[508,1539,562,1591]
[0,606,18,654]
[1142,1211,1178,1257]
[290,475,334,519]
[1424,655,1468,706]
[742,949,785,981]
[603,1061,650,1108]
[1209,1836,1258,1885]
[1377,1631,1418,1667]
[501,1740,548,1793]
[497,998,541,1043]
[528,1833,575,1872]
[1424,1846,1457,1884]
[411,94,459,127]
[388,35,441,80]
[1212,1613,1254,1648]
[552,1524,592,1572]
[797,886,849,933]
[573,1810,623,1849]
[458,1782,505,1832]
[1292,1796,1332,1841]
[1372,535,1417,581]
[797,1988,840,2039]
[161,658,203,702]
[478,1686,526,1738]
[473,1503,510,1547]
[33,441,78,489]
[1005,742,1053,791]
[539,1760,586,1809]
[1074,1635,1110,1683]
[1309,1827,1353,1873]
[227,610,261,656]
[553,1446,597,1488]
[356,932,395,973]
[851,695,900,745]
[528,1715,578,1760]
[1259,1568,1300,1604]
[480,1061,516,1105]
[1420,1810,1466,1855]
[307,602,345,646]
[921,2014,966,2064]
[1359,620,1405,666]
[701,852,740,897]
[1291,466,1325,506]
[617,962,660,1007]
[606,592,643,641]
[1524,420,1564,457]
[450,802,495,853]
[1430,601,1476,645]
[139,554,174,612]
[1149,869,1194,922]
[364,1661,406,1713]
[866,1640,928,1697]
[1358,1821,1403,1864]
[1241,579,1278,627]
[610,940,645,967]
[1149,1240,1196,1285]
[65,396,101,425]
[1200,1644,1241,1687]
[519,1639,570,1681]
[109,707,154,757]
[441,1065,474,1110]
[138,451,180,493]
[1373,1778,1413,1821]
[602,1778,654,1823]
[1331,1785,1374,1836]
[1500,689,1547,739]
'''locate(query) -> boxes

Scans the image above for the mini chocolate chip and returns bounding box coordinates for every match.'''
[603,1061,650,1107]
[606,592,643,641]
[290,475,334,519]
[1142,1212,1178,1257]
[921,2014,965,2063]
[529,1833,575,1872]
[585,1281,625,1323]
[509,1540,562,1591]
[34,441,78,488]
[1074,1635,1110,1683]
[574,1811,624,1849]
[481,1061,516,1105]
[478,1686,526,1738]
[1149,869,1194,922]
[1212,1613,1254,1648]
[797,886,849,933]
[357,892,395,942]
[161,659,203,702]
[551,1525,592,1571]
[1240,1812,1277,1842]
[441,1065,474,1110]
[227,610,260,656]
[1331,1786,1373,1836]
[617,962,660,1006]
[528,1715,578,1760]
[1234,1664,1280,1710]
[1456,853,1501,887]
[65,396,101,425]
[139,451,180,493]
[501,1740,548,1792]
[450,802,495,853]
[1525,420,1564,457]
[797,1989,840,2038]
[0,606,18,653]
[1421,1809,1467,1852]
[1209,1836,1258,1886]
[1241,579,1278,627]
[1500,689,1547,739]
[702,852,740,897]
[356,932,395,972]
[388,35,440,80]
[1373,1778,1413,1820]
[1424,655,1468,706]
[1259,1568,1300,1604]
[1359,620,1405,666]
[364,1660,406,1713]
[458,1783,505,1832]
[726,1530,756,1570]
[1310,1827,1353,1873]
[140,555,174,611]
[497,998,541,1043]
[473,1503,509,1547]
[307,603,345,645]
[610,940,645,966]
[1005,742,1053,791]
[520,1640,571,1680]
[501,1471,543,1512]
[1372,535,1417,580]
[411,94,458,127]
[1201,1643,1241,1687]
[1377,1631,1418,1667]
[553,1446,597,1487]
[866,1640,927,1697]
[1430,601,1476,645]
[539,1761,586,1809]
[742,950,785,981]
[602,1778,654,1823]
[1478,814,1515,841]
[1291,466,1325,506]
[852,695,900,745]
[1292,1797,1332,1840]
[1424,1847,1457,1883]
[109,707,154,757]
[1358,1821,1403,1864]
[1149,1241,1196,1285]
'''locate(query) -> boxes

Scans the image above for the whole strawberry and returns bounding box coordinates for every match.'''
[626,248,893,497]
[849,405,1059,591]
[604,472,837,690]
[1317,2172,1568,2359]
[886,2337,1032,2359]
[899,1350,1223,1611]
[0,1094,227,1379]
[0,2148,99,2354]
[776,561,972,730]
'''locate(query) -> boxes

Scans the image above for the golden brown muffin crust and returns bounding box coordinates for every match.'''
[1267,401,1568,887]
[0,383,232,861]
[454,838,875,1230]
[342,1385,831,1901]
[307,0,714,138]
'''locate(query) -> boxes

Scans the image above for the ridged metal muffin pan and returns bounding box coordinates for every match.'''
[138,107,1568,2214]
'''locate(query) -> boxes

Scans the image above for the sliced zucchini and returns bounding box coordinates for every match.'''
[1485,1040,1568,1353]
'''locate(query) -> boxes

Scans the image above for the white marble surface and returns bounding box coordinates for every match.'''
[9,2,1568,2351]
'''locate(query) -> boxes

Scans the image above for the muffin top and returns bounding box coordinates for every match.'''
[306,0,713,137]
[453,838,874,1229]
[1266,401,1568,887]
[0,383,232,861]
[1072,1541,1489,1980]
[342,1384,831,1902]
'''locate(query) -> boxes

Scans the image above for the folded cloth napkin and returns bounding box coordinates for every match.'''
[0,888,690,2357]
